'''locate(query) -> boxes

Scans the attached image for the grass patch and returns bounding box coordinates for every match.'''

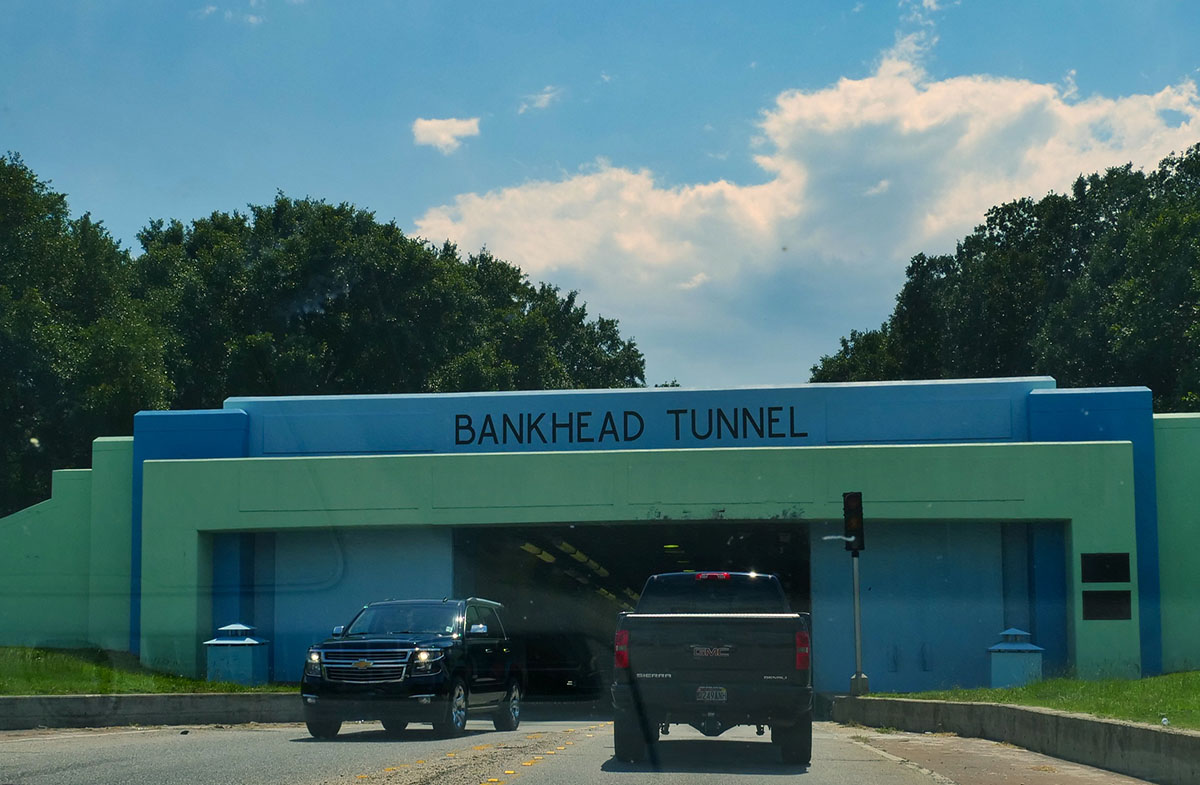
[881,671,1200,731]
[0,647,295,695]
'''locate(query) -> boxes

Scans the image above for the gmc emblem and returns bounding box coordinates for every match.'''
[692,645,731,658]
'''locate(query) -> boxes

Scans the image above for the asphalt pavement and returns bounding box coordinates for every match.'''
[0,718,1157,785]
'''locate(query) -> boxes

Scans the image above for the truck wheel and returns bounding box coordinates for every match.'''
[432,677,469,737]
[613,710,654,762]
[381,719,408,734]
[772,711,812,765]
[492,680,522,731]
[305,717,342,739]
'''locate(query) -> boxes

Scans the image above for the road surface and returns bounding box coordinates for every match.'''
[0,718,1155,785]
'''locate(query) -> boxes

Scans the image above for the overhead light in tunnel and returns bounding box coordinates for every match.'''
[536,551,556,563]
[555,540,578,555]
[570,550,588,564]
[520,543,541,554]
[662,544,680,550]
[623,588,640,601]
[594,566,610,578]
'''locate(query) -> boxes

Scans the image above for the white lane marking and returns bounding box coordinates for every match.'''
[0,728,172,743]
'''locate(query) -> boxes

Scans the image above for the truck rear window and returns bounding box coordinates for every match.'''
[635,574,790,613]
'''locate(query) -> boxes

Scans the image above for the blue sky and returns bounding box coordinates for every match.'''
[4,1,1200,387]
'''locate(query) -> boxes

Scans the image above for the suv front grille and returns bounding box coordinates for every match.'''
[322,649,412,683]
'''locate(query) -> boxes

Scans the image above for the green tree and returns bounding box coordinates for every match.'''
[1,154,171,516]
[134,194,645,407]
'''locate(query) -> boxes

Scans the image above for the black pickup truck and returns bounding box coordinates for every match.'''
[301,598,524,739]
[610,571,813,764]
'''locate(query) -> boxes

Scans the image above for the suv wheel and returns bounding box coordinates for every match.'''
[305,717,342,739]
[432,677,469,737]
[492,680,522,731]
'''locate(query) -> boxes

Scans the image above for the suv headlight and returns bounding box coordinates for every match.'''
[411,649,445,674]
[304,649,322,676]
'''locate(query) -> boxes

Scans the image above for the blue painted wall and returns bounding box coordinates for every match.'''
[131,410,249,652]
[225,377,1054,457]
[1028,388,1161,675]
[269,528,454,682]
[809,520,1009,693]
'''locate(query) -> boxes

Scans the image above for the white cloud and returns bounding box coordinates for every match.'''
[518,86,564,114]
[196,5,218,18]
[412,117,481,155]
[414,47,1200,386]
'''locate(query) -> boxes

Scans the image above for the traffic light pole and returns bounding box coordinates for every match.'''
[850,550,869,696]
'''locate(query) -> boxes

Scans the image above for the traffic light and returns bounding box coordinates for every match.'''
[843,491,864,552]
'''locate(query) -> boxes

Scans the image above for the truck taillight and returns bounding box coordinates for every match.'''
[795,630,811,670]
[614,629,630,669]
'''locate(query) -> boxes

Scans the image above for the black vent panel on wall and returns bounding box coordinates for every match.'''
[1081,553,1130,584]
[1082,590,1132,621]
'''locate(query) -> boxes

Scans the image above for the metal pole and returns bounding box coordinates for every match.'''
[850,551,869,695]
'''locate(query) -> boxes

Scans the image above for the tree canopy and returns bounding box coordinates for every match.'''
[810,144,1200,413]
[1,156,644,516]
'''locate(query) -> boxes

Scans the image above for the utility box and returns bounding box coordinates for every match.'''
[988,628,1043,688]
[204,623,269,686]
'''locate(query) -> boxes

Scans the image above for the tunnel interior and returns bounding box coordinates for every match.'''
[452,520,810,699]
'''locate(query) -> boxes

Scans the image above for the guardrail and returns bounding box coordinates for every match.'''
[833,696,1200,785]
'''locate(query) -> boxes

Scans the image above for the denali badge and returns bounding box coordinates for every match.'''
[352,660,373,669]
[692,646,731,658]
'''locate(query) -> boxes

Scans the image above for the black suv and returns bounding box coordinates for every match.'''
[301,598,524,739]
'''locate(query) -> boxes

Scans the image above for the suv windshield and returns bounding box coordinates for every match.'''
[345,603,460,636]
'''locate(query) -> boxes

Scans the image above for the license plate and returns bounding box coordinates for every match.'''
[696,686,727,702]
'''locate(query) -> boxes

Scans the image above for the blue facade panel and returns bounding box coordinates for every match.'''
[225,377,1055,457]
[810,520,1007,693]
[131,409,249,652]
[269,528,454,682]
[1028,387,1161,675]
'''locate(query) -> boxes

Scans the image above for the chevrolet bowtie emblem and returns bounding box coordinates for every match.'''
[352,659,373,669]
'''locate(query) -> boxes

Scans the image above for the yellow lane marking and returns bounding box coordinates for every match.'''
[415,760,425,764]
[446,752,456,757]
[473,744,492,750]
[505,770,516,774]
[556,746,566,750]
[522,762,534,767]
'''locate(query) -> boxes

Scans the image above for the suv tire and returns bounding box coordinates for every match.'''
[305,717,342,739]
[432,677,469,737]
[492,680,522,731]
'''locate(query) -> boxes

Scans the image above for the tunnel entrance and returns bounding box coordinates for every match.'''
[452,520,810,700]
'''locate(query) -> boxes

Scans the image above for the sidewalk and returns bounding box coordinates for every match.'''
[829,722,1154,785]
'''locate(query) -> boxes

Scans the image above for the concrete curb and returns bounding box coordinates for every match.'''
[832,696,1200,785]
[0,693,304,731]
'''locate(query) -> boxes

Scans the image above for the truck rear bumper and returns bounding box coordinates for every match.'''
[611,679,812,726]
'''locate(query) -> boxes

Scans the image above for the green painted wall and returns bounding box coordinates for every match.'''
[0,469,93,647]
[1154,414,1200,673]
[140,441,1140,680]
[0,437,134,653]
[87,437,134,651]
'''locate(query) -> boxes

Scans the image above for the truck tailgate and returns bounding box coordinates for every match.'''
[623,612,802,680]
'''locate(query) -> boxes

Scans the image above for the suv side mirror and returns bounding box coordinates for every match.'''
[332,625,345,637]
[468,623,488,635]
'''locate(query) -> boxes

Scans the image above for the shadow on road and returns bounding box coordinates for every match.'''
[290,727,491,743]
[600,738,809,776]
